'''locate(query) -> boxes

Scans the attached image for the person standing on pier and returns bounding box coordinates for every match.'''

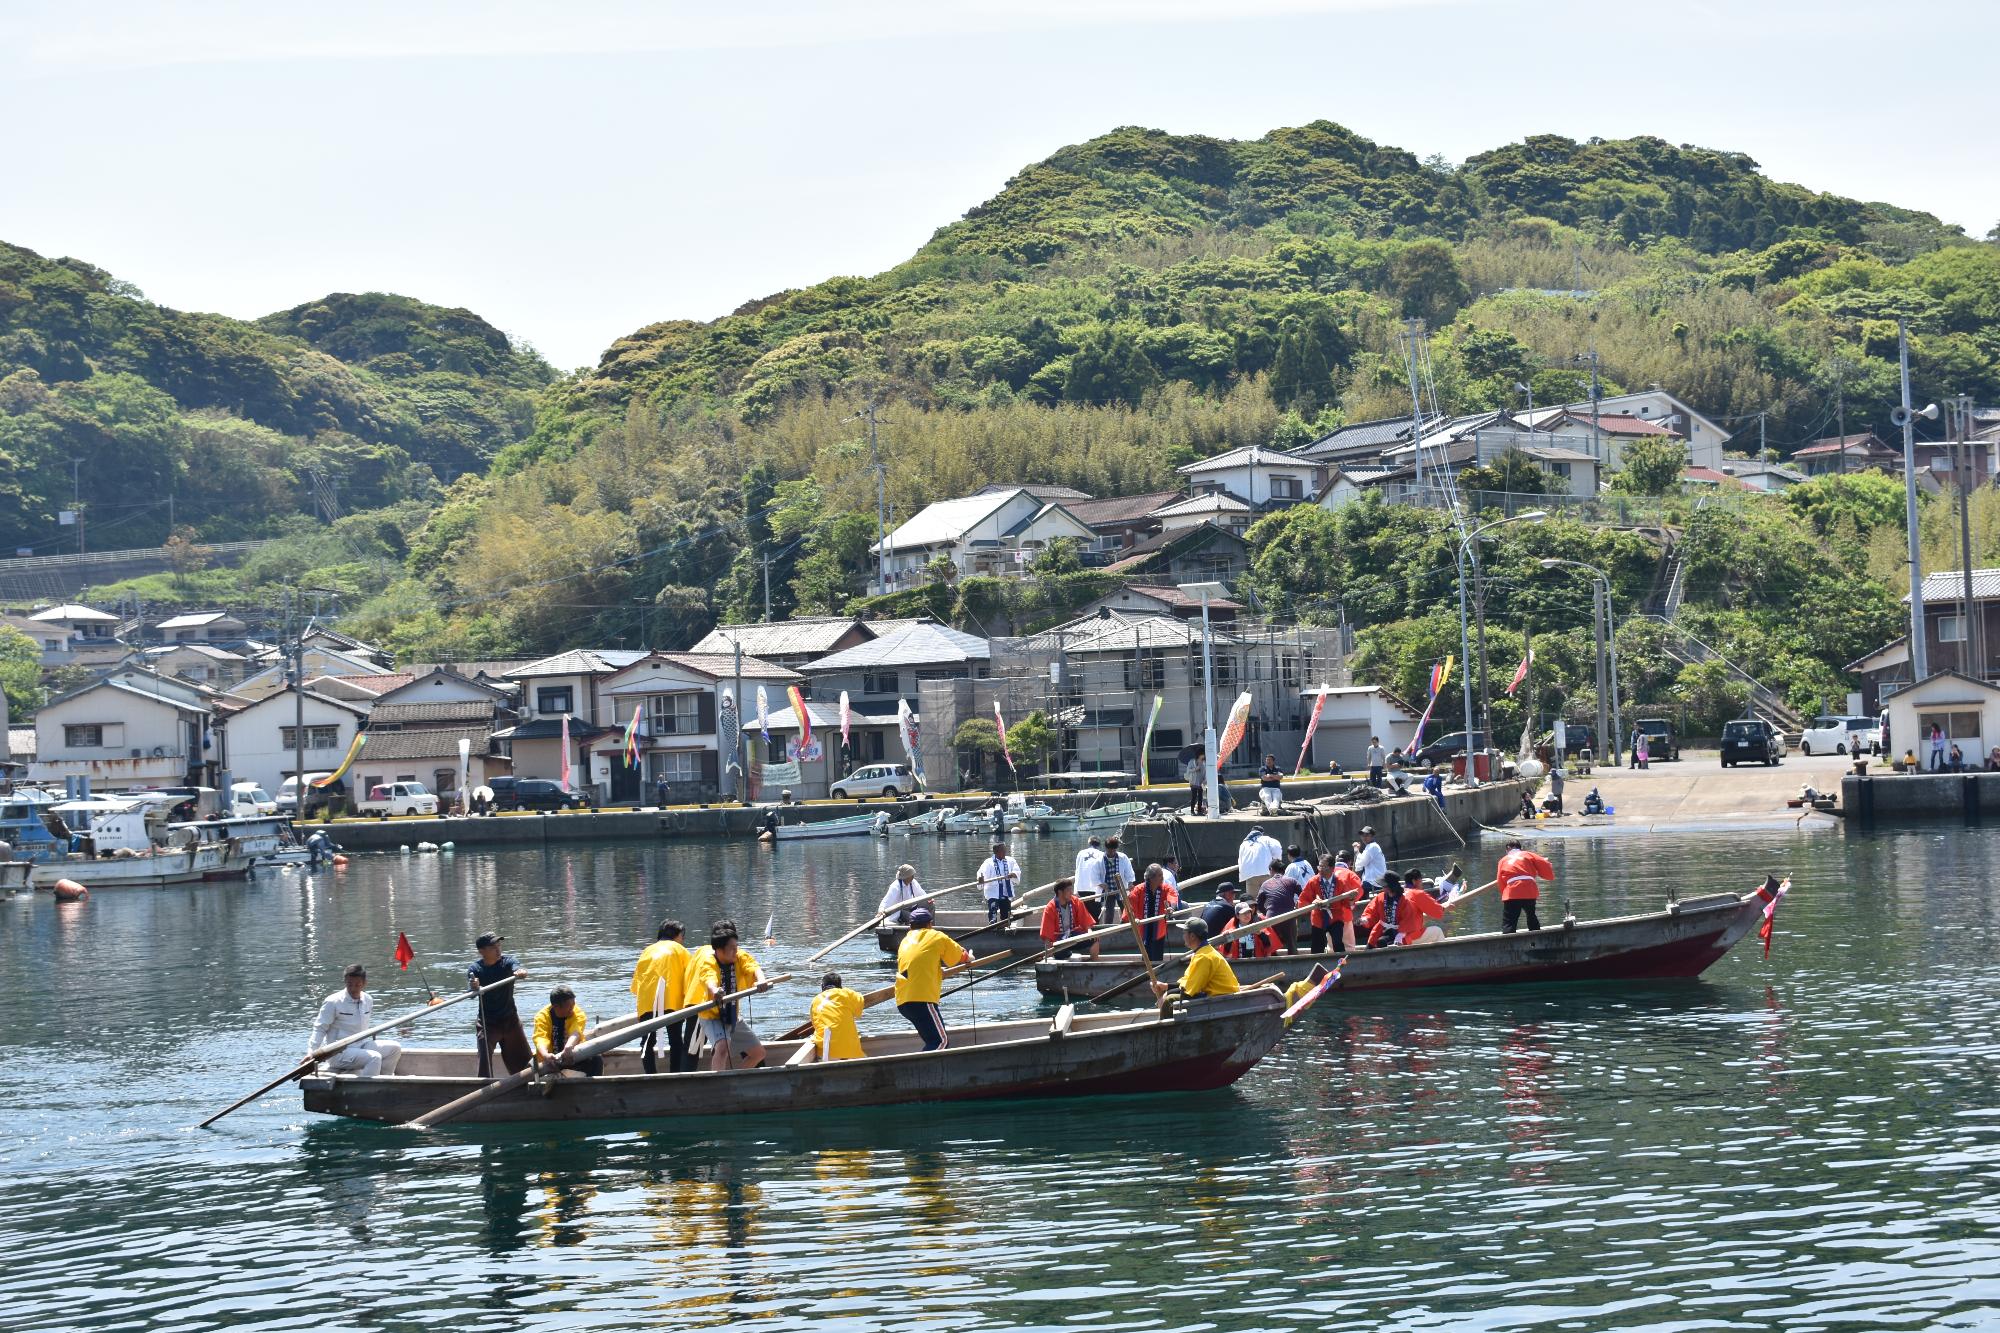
[1038,878,1099,959]
[895,906,971,1051]
[1127,863,1180,963]
[468,932,530,1078]
[309,964,402,1078]
[1354,826,1387,892]
[1154,919,1239,1000]
[978,842,1021,923]
[1366,736,1388,788]
[1496,839,1556,934]
[631,920,692,1074]
[878,864,926,925]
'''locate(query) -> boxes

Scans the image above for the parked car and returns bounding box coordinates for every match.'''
[1539,723,1597,757]
[278,772,344,816]
[230,781,278,816]
[1409,731,1489,766]
[829,763,914,800]
[1797,715,1880,756]
[356,781,439,816]
[1633,718,1680,762]
[1721,718,1784,767]
[509,778,585,811]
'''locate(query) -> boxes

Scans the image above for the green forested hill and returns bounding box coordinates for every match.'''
[0,243,551,555]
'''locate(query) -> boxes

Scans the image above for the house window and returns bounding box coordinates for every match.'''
[1124,655,1165,690]
[281,726,342,750]
[1270,476,1302,499]
[434,768,457,794]
[65,724,103,748]
[1939,615,1967,643]
[536,686,573,716]
[649,694,700,735]
[863,671,899,696]
[649,751,701,784]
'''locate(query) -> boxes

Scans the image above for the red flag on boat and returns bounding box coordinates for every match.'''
[394,932,415,970]
[1505,644,1532,696]
[1754,875,1790,959]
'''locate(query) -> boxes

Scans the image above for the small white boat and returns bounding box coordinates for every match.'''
[890,809,950,834]
[1033,800,1150,835]
[28,796,254,888]
[766,811,892,842]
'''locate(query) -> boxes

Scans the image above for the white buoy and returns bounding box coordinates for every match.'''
[399,845,412,855]
[416,841,439,853]
[440,841,455,852]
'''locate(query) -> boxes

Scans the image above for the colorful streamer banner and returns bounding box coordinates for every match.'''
[897,697,927,788]
[1214,690,1254,776]
[839,690,852,748]
[621,705,642,768]
[559,714,573,792]
[1405,656,1454,756]
[756,685,771,746]
[1136,693,1164,783]
[1505,645,1532,696]
[1295,685,1329,775]
[788,684,813,750]
[314,731,366,787]
[994,700,1014,771]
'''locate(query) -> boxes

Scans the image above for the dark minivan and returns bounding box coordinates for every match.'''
[1721,718,1782,767]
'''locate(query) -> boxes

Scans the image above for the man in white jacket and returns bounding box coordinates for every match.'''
[1235,826,1284,887]
[309,964,401,1077]
[878,864,926,923]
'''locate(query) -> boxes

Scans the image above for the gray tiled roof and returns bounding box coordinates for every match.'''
[1911,569,2000,603]
[803,621,990,671]
[688,618,865,658]
[509,649,651,678]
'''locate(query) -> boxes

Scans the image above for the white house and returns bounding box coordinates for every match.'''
[1518,389,1729,471]
[1151,491,1255,535]
[132,642,249,688]
[1298,686,1423,770]
[1884,670,2000,769]
[1176,445,1316,511]
[589,651,799,803]
[223,687,372,793]
[489,648,650,792]
[153,610,250,644]
[31,672,213,788]
[27,602,123,669]
[874,488,1096,589]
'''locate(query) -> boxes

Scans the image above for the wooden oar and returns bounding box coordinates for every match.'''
[1082,894,1353,1006]
[806,877,980,962]
[1443,878,1499,910]
[936,907,1181,1000]
[408,974,791,1129]
[774,950,1011,1041]
[198,974,522,1129]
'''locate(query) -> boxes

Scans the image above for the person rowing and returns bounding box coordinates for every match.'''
[1496,839,1557,934]
[532,984,603,1078]
[895,906,971,1051]
[1299,853,1356,955]
[690,924,767,1070]
[878,864,926,925]
[1151,918,1239,1002]
[1197,881,1240,940]
[468,931,530,1078]
[1039,878,1100,959]
[308,963,401,1078]
[1256,857,1302,953]
[1361,869,1446,948]
[631,919,692,1074]
[809,972,865,1061]
[978,842,1021,924]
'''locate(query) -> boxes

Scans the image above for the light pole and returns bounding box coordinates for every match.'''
[1455,511,1545,785]
[1178,580,1229,818]
[1540,558,1622,767]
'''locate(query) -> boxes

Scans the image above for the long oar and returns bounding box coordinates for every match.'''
[807,878,981,963]
[937,908,1181,1001]
[774,951,1011,1041]
[1443,878,1499,911]
[408,974,791,1129]
[1084,894,1352,1006]
[199,974,522,1129]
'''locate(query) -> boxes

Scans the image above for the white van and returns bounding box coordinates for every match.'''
[277,773,336,815]
[230,781,278,816]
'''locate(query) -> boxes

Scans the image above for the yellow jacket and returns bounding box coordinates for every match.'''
[894,927,966,1006]
[809,987,866,1060]
[532,1003,587,1056]
[1178,945,1240,998]
[687,946,762,1020]
[630,939,691,1014]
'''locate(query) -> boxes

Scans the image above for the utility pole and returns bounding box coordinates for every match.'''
[1897,319,1929,683]
[1834,359,1848,475]
[861,399,889,596]
[1950,395,1979,678]
[1592,581,1610,773]
[761,550,773,622]
[1400,319,1428,500]
[1473,543,1492,747]
[1571,350,1604,468]
[1757,410,1767,461]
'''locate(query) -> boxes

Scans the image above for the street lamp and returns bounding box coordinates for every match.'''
[1540,557,1623,767]
[1455,512,1545,785]
[1177,580,1230,818]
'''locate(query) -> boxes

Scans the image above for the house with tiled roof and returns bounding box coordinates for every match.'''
[873,488,1095,589]
[798,623,989,766]
[1792,431,1900,477]
[586,650,799,802]
[1151,491,1255,535]
[1176,445,1315,512]
[1102,522,1251,589]
[1075,583,1243,624]
[30,671,216,787]
[1064,490,1182,556]
[1517,389,1727,470]
[222,687,373,795]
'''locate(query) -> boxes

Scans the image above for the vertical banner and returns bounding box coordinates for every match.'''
[897,697,926,789]
[755,685,771,748]
[621,704,642,768]
[1137,692,1164,784]
[718,688,740,798]
[839,690,852,750]
[559,714,573,792]
[1406,656,1454,756]
[994,700,1014,772]
[456,736,471,809]
[1294,686,1328,775]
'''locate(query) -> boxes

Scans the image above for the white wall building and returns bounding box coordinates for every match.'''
[223,687,372,793]
[1176,445,1317,511]
[31,673,213,787]
[1298,686,1423,770]
[874,488,1096,589]
[1518,389,1730,472]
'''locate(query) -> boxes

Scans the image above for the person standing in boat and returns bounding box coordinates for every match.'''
[309,963,401,1078]
[532,985,603,1078]
[1158,854,1181,894]
[1100,836,1135,925]
[691,927,767,1070]
[1153,918,1239,1001]
[1073,836,1106,914]
[1284,843,1314,887]
[1298,854,1351,955]
[894,906,970,1051]
[1235,826,1283,888]
[978,841,1021,924]
[1496,839,1556,933]
[878,864,926,925]
[809,972,865,1061]
[1126,863,1180,963]
[1038,878,1099,959]
[631,920,692,1074]
[1354,826,1387,892]
[1256,856,1303,953]
[468,932,530,1078]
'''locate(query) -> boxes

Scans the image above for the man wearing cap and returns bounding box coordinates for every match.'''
[978,841,1021,924]
[468,932,530,1078]
[878,864,926,925]
[690,926,767,1069]
[532,984,604,1077]
[1236,826,1284,888]
[894,906,971,1051]
[1197,882,1240,940]
[309,964,402,1077]
[1038,878,1099,959]
[1153,918,1239,1001]
[631,920,692,1074]
[1354,826,1388,891]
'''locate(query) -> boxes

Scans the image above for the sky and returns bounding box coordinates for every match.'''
[3,0,1996,371]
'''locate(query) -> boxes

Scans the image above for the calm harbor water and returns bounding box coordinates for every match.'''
[3,823,1998,1331]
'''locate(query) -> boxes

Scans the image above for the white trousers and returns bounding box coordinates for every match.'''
[326,1038,402,1077]
[1259,787,1281,811]
[1408,925,1444,945]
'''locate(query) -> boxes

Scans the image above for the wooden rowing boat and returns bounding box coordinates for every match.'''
[874,918,1047,956]
[300,987,1287,1125]
[1032,890,1769,997]
[767,812,890,841]
[1032,800,1148,835]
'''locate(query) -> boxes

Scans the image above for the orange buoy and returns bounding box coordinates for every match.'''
[53,879,88,902]
[332,855,350,866]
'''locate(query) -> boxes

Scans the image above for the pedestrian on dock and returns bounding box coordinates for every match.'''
[978,842,1021,923]
[1186,747,1207,814]
[309,964,401,1078]
[631,920,693,1074]
[1259,754,1284,812]
[1423,768,1445,811]
[1496,839,1556,934]
[1366,736,1387,787]
[691,928,767,1070]
[879,864,926,925]
[895,906,970,1051]
[1949,742,1965,772]
[1354,826,1387,891]
[1040,878,1099,959]
[468,932,530,1078]
[1153,918,1239,1002]
[1128,864,1180,963]
[1930,722,1947,772]
[1547,765,1566,815]
[532,985,603,1078]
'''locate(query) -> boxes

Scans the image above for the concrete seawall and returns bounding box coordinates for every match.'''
[1844,771,2000,825]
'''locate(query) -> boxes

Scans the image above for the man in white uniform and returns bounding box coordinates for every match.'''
[978,841,1022,923]
[309,963,401,1077]
[1354,825,1388,891]
[1236,826,1284,888]
[878,864,926,923]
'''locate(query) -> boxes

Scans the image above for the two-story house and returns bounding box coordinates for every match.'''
[590,651,798,803]
[1176,445,1316,512]
[874,488,1096,589]
[688,617,895,672]
[1063,491,1181,559]
[350,668,517,804]
[26,602,124,670]
[1517,389,1729,471]
[31,668,215,788]
[1792,432,1901,477]
[153,610,250,644]
[798,622,991,765]
[221,686,373,794]
[493,648,649,789]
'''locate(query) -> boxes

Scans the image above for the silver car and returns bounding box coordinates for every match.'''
[829,764,913,800]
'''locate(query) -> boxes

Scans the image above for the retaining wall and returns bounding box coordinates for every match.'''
[1844,771,2000,825]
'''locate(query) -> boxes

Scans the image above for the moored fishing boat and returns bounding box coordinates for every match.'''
[765,811,891,841]
[25,796,255,888]
[1033,889,1774,997]
[1,860,31,892]
[301,986,1286,1125]
[876,916,1046,956]
[1032,800,1149,835]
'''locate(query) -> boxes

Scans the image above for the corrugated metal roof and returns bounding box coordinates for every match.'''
[876,491,1020,553]
[155,611,240,629]
[1293,416,1416,460]
[510,649,650,678]
[1017,610,1239,654]
[656,651,799,681]
[688,618,864,658]
[803,621,990,671]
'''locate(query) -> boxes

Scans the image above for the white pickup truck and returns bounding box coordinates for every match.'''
[356,781,439,817]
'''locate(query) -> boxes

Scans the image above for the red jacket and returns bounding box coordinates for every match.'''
[1497,849,1556,902]
[1127,881,1180,941]
[1039,896,1097,944]
[1301,869,1361,927]
[1222,919,1281,958]
[1362,888,1445,947]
